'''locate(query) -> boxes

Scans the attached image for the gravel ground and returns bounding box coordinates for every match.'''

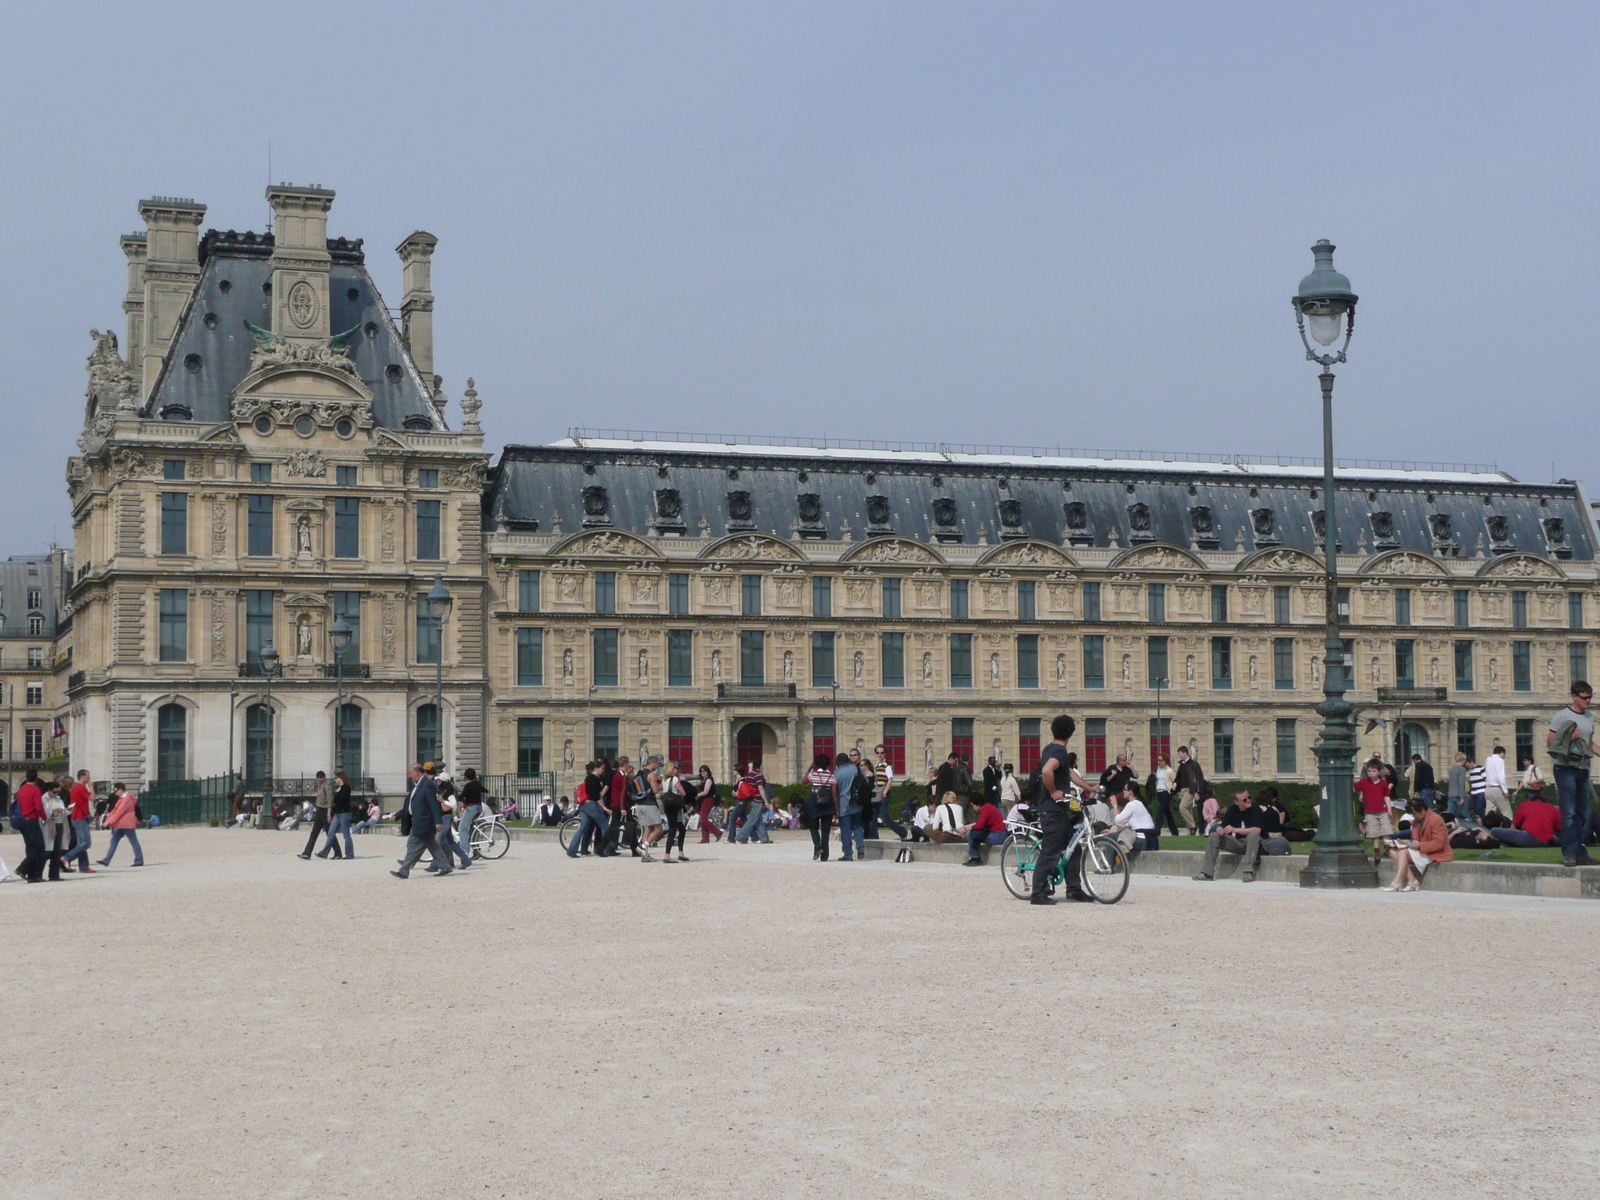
[1,827,1593,1199]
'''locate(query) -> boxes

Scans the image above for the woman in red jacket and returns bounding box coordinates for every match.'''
[1381,796,1452,892]
[97,784,144,868]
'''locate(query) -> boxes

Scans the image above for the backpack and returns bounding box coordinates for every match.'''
[809,779,836,814]
[7,794,20,831]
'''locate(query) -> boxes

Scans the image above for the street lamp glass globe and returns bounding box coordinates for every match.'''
[330,616,352,652]
[427,576,453,621]
[260,644,280,673]
[1307,310,1344,346]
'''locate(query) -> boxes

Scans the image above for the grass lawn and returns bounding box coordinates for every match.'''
[1155,834,1570,865]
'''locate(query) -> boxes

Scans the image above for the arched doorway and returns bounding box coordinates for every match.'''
[736,722,766,771]
[1394,722,1430,768]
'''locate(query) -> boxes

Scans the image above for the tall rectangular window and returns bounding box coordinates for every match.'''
[1516,719,1535,773]
[669,573,689,615]
[251,463,271,483]
[158,589,187,662]
[336,465,357,486]
[668,630,693,686]
[1084,718,1107,775]
[1082,582,1101,622]
[1017,581,1036,621]
[1512,591,1529,629]
[741,574,763,616]
[1148,584,1166,624]
[812,717,836,763]
[1570,642,1588,685]
[950,580,969,621]
[1276,719,1298,775]
[245,590,273,667]
[418,469,438,489]
[812,632,835,687]
[951,717,975,766]
[1017,634,1039,688]
[1211,585,1228,622]
[1394,639,1414,690]
[519,570,541,613]
[247,495,273,556]
[668,718,694,771]
[332,591,361,665]
[1273,585,1291,625]
[417,595,441,664]
[881,633,905,687]
[1337,586,1351,625]
[1211,637,1232,689]
[739,631,765,685]
[1083,635,1105,689]
[516,628,544,685]
[1394,588,1411,627]
[950,633,973,687]
[882,578,901,619]
[1457,718,1477,761]
[1213,718,1235,774]
[592,629,619,686]
[594,572,616,614]
[882,718,907,773]
[1274,638,1294,690]
[24,727,43,759]
[516,718,543,775]
[1149,717,1171,768]
[160,493,187,555]
[415,500,441,560]
[1018,719,1041,774]
[334,496,359,558]
[1148,636,1169,687]
[1572,593,1586,631]
[592,717,619,764]
[1454,589,1470,628]
[163,459,186,480]
[812,576,832,618]
[1513,640,1531,691]
[1454,640,1474,691]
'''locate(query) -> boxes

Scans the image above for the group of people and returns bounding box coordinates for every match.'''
[3,768,144,882]
[563,754,714,862]
[390,762,490,879]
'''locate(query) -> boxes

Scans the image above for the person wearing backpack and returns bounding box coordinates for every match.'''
[14,768,50,882]
[804,753,838,861]
[835,747,872,861]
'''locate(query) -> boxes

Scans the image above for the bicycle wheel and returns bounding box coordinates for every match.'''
[1079,835,1130,904]
[481,822,511,860]
[1000,834,1039,900]
[557,814,581,854]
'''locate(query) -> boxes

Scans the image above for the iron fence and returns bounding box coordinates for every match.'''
[483,772,560,818]
[140,773,238,826]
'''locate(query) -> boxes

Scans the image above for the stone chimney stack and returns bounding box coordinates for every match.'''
[266,184,335,343]
[137,196,206,397]
[119,232,147,373]
[396,231,438,379]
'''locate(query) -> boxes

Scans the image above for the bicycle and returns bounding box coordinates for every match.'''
[466,808,512,860]
[998,812,1130,904]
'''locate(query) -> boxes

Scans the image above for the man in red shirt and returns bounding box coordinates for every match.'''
[14,768,49,883]
[960,797,1009,865]
[1354,762,1394,860]
[65,769,96,874]
[1490,795,1562,848]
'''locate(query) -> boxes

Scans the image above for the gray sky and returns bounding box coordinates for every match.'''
[5,2,1598,545]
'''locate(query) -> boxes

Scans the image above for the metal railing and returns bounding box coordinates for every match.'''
[239,774,378,798]
[141,773,238,826]
[716,683,797,700]
[483,772,560,817]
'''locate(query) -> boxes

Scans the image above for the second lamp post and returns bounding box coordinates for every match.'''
[427,575,452,767]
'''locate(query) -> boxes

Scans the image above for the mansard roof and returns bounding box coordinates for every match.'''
[484,435,1596,564]
[142,231,440,431]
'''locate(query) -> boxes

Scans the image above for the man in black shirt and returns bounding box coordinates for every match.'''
[1193,788,1268,882]
[1030,715,1092,905]
[1410,753,1437,810]
[983,756,1003,807]
[1099,754,1134,800]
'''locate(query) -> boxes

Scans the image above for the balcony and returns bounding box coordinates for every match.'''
[320,662,372,678]
[1375,687,1447,704]
[715,683,797,701]
[67,670,86,690]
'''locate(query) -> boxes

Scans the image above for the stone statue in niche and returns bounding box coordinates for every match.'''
[562,648,574,683]
[1548,659,1557,690]
[1311,657,1321,685]
[783,650,794,681]
[1056,654,1067,685]
[711,648,723,682]
[992,739,1003,765]
[297,616,312,657]
[1430,658,1440,686]
[990,653,1000,683]
[296,515,313,556]
[1488,657,1499,689]
[853,650,864,684]
[1248,656,1259,686]
[1120,655,1131,684]
[925,739,935,772]
[1251,738,1261,770]
[637,648,648,684]
[923,652,934,683]
[1370,657,1381,688]
[1185,655,1195,685]
[563,739,574,769]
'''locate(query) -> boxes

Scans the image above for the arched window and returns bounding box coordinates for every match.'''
[337,703,362,777]
[246,703,273,783]
[157,703,187,781]
[416,703,439,766]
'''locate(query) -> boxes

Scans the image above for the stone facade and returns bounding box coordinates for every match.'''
[0,550,73,786]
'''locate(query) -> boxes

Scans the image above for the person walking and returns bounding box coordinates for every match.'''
[65,769,95,874]
[1446,752,1469,818]
[1152,752,1178,837]
[458,768,486,859]
[1483,745,1512,820]
[1410,753,1437,810]
[872,745,908,840]
[632,759,665,862]
[44,778,71,880]
[566,761,611,858]
[999,763,1023,813]
[805,753,838,861]
[660,760,689,863]
[982,756,1003,808]
[14,768,49,882]
[835,747,869,861]
[735,768,771,844]
[392,763,451,879]
[434,769,472,871]
[320,769,355,860]
[1174,746,1204,835]
[1029,716,1092,904]
[298,771,333,860]
[97,783,144,868]
[1547,680,1600,868]
[695,765,723,843]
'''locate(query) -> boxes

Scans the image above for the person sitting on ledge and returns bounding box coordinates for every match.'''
[908,797,934,842]
[1192,787,1268,883]
[1254,787,1293,858]
[1108,782,1158,851]
[1489,790,1561,848]
[924,792,967,844]
[961,796,1010,865]
[1381,796,1453,891]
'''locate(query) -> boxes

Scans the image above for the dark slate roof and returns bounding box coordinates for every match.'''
[143,231,440,431]
[485,439,1594,563]
[0,555,62,639]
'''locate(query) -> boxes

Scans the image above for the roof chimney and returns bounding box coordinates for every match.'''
[137,196,205,398]
[397,231,438,379]
[120,232,147,372]
[266,184,336,343]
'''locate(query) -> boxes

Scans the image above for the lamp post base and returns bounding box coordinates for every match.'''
[1299,841,1379,888]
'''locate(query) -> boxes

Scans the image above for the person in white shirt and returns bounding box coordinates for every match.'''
[999,764,1023,809]
[1483,746,1512,819]
[910,800,937,842]
[1519,758,1544,799]
[925,792,966,843]
[1109,784,1159,851]
[870,744,908,840]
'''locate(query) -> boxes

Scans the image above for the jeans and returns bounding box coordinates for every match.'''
[1201,829,1262,877]
[459,805,482,858]
[874,799,908,840]
[1490,828,1553,848]
[809,811,833,859]
[351,817,380,834]
[17,819,48,881]
[1135,828,1161,851]
[322,811,354,858]
[737,806,770,843]
[101,827,143,866]
[67,817,92,870]
[396,832,448,876]
[837,809,865,859]
[439,813,472,868]
[1447,795,1466,818]
[965,829,1008,861]
[569,801,610,857]
[1418,787,1437,811]
[1553,765,1593,862]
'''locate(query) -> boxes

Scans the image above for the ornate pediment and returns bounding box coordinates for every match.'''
[1477,553,1565,580]
[549,529,663,559]
[839,537,945,566]
[1238,547,1326,575]
[976,540,1079,569]
[699,533,806,562]
[282,592,327,609]
[1108,543,1207,572]
[1360,550,1450,578]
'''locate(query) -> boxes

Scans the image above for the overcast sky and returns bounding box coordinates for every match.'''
[5,2,1598,546]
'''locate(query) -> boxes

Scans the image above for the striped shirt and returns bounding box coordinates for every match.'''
[1468,765,1487,797]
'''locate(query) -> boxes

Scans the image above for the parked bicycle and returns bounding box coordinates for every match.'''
[466,807,512,860]
[998,814,1129,904]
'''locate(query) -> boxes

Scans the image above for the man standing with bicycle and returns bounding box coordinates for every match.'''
[1030,715,1093,905]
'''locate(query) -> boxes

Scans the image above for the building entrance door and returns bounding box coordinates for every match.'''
[736,722,765,771]
[1394,722,1430,769]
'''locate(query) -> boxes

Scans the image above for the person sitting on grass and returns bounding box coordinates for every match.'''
[1200,790,1220,836]
[1381,796,1453,891]
[1192,787,1269,883]
[1489,790,1561,849]
[960,796,1010,865]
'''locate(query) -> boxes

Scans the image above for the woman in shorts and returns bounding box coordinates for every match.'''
[1381,796,1453,891]
[631,764,665,863]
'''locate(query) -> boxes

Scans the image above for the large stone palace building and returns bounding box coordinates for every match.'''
[59,184,1600,798]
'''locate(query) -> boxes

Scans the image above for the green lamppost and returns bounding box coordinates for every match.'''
[330,615,352,776]
[1293,240,1378,888]
[426,576,452,767]
[255,642,281,829]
